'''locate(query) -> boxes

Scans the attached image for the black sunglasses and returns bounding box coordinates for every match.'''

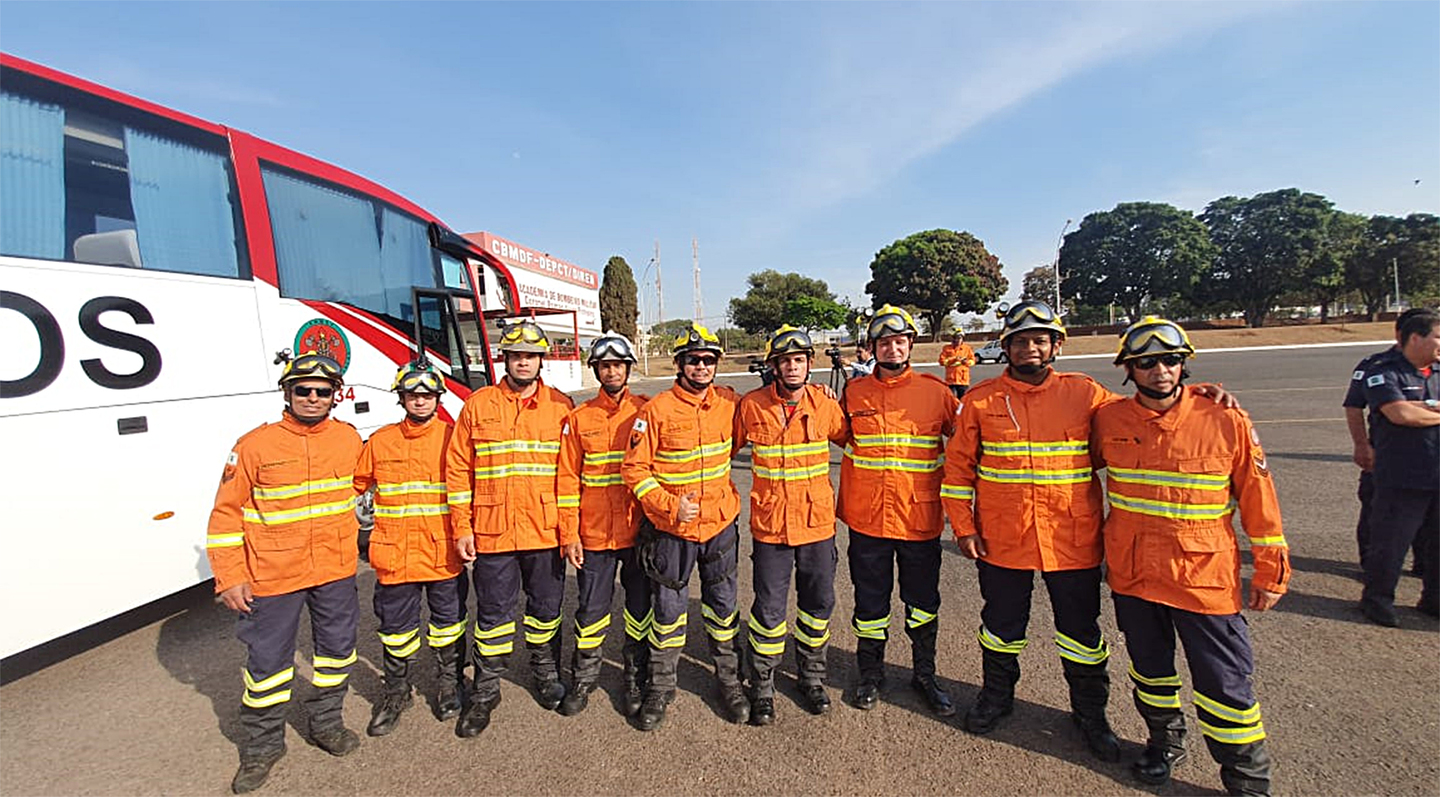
[291,386,335,398]
[1132,354,1186,370]
[684,355,718,367]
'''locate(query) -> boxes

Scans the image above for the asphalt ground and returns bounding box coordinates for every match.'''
[2,344,1436,797]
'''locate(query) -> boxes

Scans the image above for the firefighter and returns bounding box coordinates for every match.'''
[447,320,575,738]
[838,305,960,716]
[733,325,849,724]
[621,322,748,731]
[941,300,1122,761]
[1359,309,1440,627]
[1093,317,1289,796]
[555,331,652,717]
[938,330,977,400]
[353,359,467,737]
[206,352,363,794]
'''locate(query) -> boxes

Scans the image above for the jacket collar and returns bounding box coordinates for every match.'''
[873,365,914,388]
[278,411,334,435]
[999,368,1057,394]
[1129,386,1193,431]
[669,380,714,407]
[400,416,438,437]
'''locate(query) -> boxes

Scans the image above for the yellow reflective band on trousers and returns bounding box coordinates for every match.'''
[1106,466,1228,491]
[747,614,787,656]
[852,615,890,640]
[474,621,516,656]
[473,439,561,456]
[703,604,738,641]
[1196,692,1262,724]
[378,627,422,658]
[794,611,830,648]
[1108,491,1235,521]
[206,533,245,549]
[654,440,732,464]
[1198,718,1266,745]
[244,667,295,693]
[906,607,937,629]
[428,619,466,648]
[524,614,562,644]
[312,650,356,687]
[1137,688,1183,709]
[574,614,612,650]
[980,440,1089,458]
[649,612,687,649]
[624,608,653,641]
[978,465,1092,485]
[939,484,974,501]
[1128,664,1182,688]
[1055,632,1109,665]
[977,625,1027,654]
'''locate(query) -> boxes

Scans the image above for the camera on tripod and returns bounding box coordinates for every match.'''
[823,346,844,365]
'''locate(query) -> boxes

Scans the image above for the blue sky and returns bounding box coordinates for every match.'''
[4,1,1437,328]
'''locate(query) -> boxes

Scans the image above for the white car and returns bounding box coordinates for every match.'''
[973,339,1007,364]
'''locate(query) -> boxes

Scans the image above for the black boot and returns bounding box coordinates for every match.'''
[749,671,776,726]
[1207,737,1274,796]
[851,636,886,710]
[964,647,1019,734]
[457,652,506,738]
[230,747,285,795]
[433,642,465,721]
[636,689,672,732]
[561,628,606,716]
[558,682,594,716]
[528,631,567,711]
[636,645,677,732]
[907,621,955,717]
[232,705,287,794]
[710,634,750,725]
[367,650,414,737]
[1061,657,1120,762]
[620,641,649,717]
[305,682,359,757]
[1133,695,1187,786]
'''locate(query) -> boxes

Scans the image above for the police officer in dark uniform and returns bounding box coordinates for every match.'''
[1359,309,1440,627]
[1343,308,1430,576]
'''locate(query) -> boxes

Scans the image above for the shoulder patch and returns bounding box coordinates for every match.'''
[1366,374,1385,387]
[226,451,239,466]
[633,418,648,434]
[1250,426,1262,447]
[1352,370,1365,381]
[561,421,570,436]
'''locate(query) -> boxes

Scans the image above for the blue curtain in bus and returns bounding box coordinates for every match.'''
[262,168,383,308]
[124,128,241,277]
[0,93,66,260]
[378,208,434,321]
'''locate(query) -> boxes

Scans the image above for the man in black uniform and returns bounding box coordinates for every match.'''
[1343,308,1430,576]
[1359,309,1440,627]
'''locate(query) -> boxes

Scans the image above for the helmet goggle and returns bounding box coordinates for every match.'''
[279,352,343,387]
[765,326,814,360]
[588,335,637,364]
[1115,317,1194,365]
[866,305,918,341]
[1003,302,1060,327]
[499,321,550,353]
[393,367,446,395]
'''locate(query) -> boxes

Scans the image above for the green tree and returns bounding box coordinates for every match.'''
[866,229,1008,340]
[1346,213,1440,319]
[1301,211,1366,323]
[645,318,694,357]
[1198,189,1334,327]
[1058,202,1215,323]
[598,256,638,340]
[1020,266,1057,304]
[785,294,849,331]
[728,270,833,334]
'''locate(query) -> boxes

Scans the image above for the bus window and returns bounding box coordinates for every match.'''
[0,85,246,278]
[440,252,471,291]
[263,166,439,324]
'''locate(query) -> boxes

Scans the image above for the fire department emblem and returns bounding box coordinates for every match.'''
[294,319,352,374]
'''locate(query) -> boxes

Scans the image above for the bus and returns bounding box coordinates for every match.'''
[0,53,544,663]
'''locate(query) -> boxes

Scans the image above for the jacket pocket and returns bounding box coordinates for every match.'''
[249,529,309,583]
[1173,529,1239,590]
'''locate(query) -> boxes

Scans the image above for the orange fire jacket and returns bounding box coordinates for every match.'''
[206,414,363,596]
[837,368,959,541]
[621,381,741,543]
[445,379,574,553]
[1092,390,1290,614]
[939,342,977,386]
[354,417,463,585]
[734,383,848,546]
[557,388,649,551]
[941,370,1115,571]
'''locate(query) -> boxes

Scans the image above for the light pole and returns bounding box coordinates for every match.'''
[639,255,659,376]
[1053,218,1073,313]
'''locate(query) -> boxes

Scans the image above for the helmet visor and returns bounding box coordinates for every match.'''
[589,338,634,363]
[868,314,913,339]
[1004,303,1059,327]
[396,370,445,394]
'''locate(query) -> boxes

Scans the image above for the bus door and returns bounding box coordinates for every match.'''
[411,287,491,391]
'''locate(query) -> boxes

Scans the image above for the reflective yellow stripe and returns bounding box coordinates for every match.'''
[473,462,558,479]
[583,451,625,465]
[652,613,687,635]
[853,433,940,449]
[793,626,830,647]
[313,650,357,670]
[655,460,732,486]
[978,465,1092,484]
[939,484,975,500]
[1137,689,1183,709]
[525,614,563,643]
[312,671,349,688]
[852,615,890,639]
[906,607,937,628]
[374,504,449,518]
[428,620,467,647]
[747,614,786,638]
[379,628,419,647]
[751,441,831,458]
[1195,693,1262,724]
[650,631,686,648]
[981,439,1089,457]
[1055,632,1109,665]
[655,440,732,464]
[474,440,561,455]
[796,610,828,631]
[476,640,514,656]
[624,608,653,640]
[1198,719,1266,744]
[633,477,661,498]
[843,448,941,472]
[977,625,1027,654]
[1107,466,1228,490]
[207,533,245,548]
[473,621,517,640]
[752,462,831,481]
[575,614,612,638]
[252,477,352,500]
[447,491,472,506]
[581,473,624,487]
[1129,665,1182,688]
[242,689,292,708]
[1108,491,1235,521]
[702,604,737,628]
[556,494,580,508]
[243,497,357,526]
[376,481,447,496]
[243,667,295,692]
[749,634,787,656]
[1248,534,1287,546]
